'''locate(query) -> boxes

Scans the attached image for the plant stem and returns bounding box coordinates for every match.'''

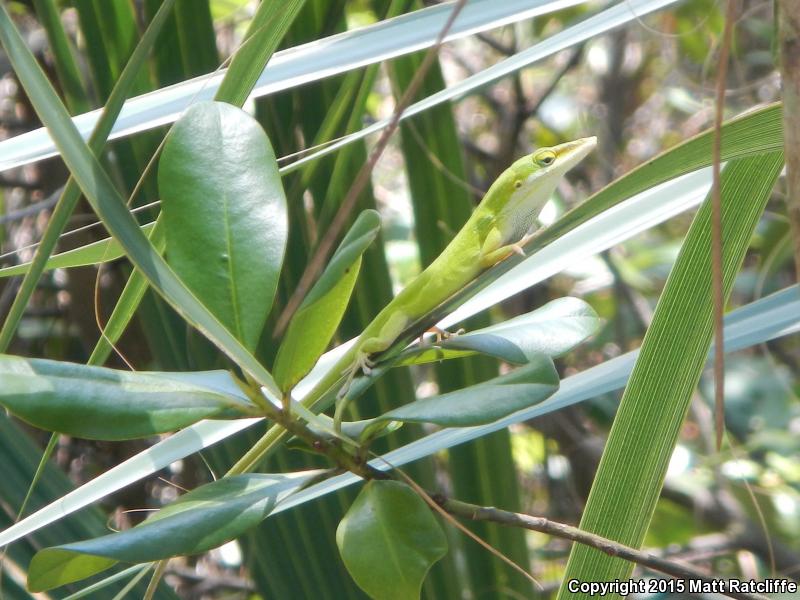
[779,0,800,282]
[437,497,771,600]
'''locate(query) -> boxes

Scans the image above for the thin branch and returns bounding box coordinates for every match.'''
[711,0,736,450]
[223,374,781,600]
[0,186,62,224]
[272,0,468,339]
[437,496,772,600]
[779,0,800,281]
[394,467,542,590]
[522,45,584,121]
[476,32,515,56]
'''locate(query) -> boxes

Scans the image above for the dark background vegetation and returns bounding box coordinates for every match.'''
[0,1,797,598]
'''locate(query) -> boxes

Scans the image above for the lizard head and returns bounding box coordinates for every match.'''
[514,136,597,193]
[487,137,596,238]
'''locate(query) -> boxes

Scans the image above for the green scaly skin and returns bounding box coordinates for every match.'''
[336,138,595,376]
[230,137,597,472]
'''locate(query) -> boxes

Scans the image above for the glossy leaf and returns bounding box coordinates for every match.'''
[367,355,558,435]
[274,209,380,391]
[399,297,600,366]
[337,480,447,600]
[159,101,287,351]
[0,222,156,277]
[88,0,304,366]
[0,355,254,440]
[0,4,282,397]
[28,472,313,592]
[3,285,798,552]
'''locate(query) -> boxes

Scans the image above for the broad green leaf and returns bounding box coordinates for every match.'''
[0,3,282,397]
[0,222,156,278]
[337,480,447,600]
[366,355,558,436]
[398,297,600,366]
[159,101,287,351]
[28,472,311,592]
[0,355,254,440]
[274,209,380,391]
[558,152,785,597]
[88,0,305,366]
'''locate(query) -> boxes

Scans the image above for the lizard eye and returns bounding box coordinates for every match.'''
[535,150,556,167]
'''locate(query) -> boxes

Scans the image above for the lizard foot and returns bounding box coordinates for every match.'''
[337,352,375,399]
[512,231,538,257]
[419,326,466,346]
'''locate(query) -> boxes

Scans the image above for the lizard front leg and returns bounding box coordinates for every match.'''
[479,226,537,268]
[337,311,411,397]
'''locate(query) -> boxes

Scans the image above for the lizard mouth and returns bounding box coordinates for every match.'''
[555,136,597,168]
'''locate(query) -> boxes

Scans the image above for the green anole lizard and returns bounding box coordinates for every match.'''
[303,137,596,424]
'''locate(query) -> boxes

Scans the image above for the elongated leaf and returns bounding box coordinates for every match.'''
[215,0,307,107]
[0,0,177,351]
[0,0,596,172]
[28,472,314,592]
[159,101,287,351]
[337,480,447,600]
[87,0,304,366]
[559,152,785,596]
[0,355,254,440]
[0,4,281,396]
[399,297,599,366]
[31,0,90,114]
[0,222,156,277]
[2,285,798,551]
[369,356,558,433]
[274,209,380,391]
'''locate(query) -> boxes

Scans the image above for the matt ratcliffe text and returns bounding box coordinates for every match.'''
[566,578,797,596]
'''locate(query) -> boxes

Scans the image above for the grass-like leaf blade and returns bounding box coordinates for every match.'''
[0,3,280,396]
[558,152,784,596]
